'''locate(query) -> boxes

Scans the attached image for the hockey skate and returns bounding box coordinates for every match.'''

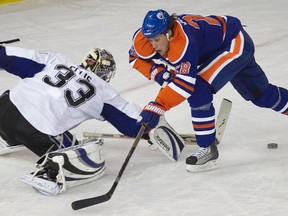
[186,143,219,172]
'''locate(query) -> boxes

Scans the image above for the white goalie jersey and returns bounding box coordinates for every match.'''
[1,46,141,136]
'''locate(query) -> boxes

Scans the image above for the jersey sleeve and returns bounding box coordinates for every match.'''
[129,28,158,80]
[100,94,142,137]
[0,46,55,78]
[155,85,186,110]
[129,50,154,79]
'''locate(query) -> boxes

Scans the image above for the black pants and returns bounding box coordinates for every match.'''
[0,92,73,157]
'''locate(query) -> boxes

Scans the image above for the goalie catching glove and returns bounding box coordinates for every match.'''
[20,138,105,195]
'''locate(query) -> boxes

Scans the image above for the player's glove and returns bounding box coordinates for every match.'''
[150,64,175,86]
[137,102,166,130]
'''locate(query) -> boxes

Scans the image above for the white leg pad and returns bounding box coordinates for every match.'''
[20,138,105,195]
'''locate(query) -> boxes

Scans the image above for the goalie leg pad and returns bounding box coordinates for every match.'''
[150,116,185,162]
[20,138,105,195]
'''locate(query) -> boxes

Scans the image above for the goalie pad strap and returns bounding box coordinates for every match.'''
[50,151,105,176]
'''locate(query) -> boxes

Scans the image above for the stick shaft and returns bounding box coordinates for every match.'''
[0,38,20,44]
[71,123,147,210]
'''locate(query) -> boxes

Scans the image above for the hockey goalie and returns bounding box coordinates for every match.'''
[20,138,105,196]
[19,115,187,196]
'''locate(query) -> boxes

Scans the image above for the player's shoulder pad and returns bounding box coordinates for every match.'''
[167,21,189,64]
[132,28,156,59]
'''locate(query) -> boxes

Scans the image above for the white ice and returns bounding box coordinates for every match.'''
[0,0,287,215]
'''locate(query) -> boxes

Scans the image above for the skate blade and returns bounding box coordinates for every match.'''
[19,174,61,196]
[186,159,218,172]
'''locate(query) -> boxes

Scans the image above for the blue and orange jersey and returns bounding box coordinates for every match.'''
[129,14,242,110]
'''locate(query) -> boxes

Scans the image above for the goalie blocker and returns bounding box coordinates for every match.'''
[148,115,185,162]
[20,138,105,195]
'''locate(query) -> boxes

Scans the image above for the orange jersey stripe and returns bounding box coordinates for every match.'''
[216,16,227,41]
[174,78,195,92]
[132,58,154,79]
[193,122,215,129]
[156,86,186,110]
[199,32,243,83]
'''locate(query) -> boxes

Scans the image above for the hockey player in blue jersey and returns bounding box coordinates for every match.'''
[130,9,288,172]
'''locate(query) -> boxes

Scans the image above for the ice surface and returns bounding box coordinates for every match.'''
[0,0,287,215]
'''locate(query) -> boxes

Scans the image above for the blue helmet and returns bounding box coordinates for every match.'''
[142,9,170,39]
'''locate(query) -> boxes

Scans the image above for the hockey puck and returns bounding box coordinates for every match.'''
[267,143,278,149]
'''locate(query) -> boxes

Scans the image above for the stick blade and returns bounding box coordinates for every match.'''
[72,193,112,210]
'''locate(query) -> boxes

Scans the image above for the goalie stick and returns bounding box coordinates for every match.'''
[83,131,196,145]
[71,123,147,210]
[82,98,232,145]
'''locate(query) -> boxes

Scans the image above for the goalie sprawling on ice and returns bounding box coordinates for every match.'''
[0,45,185,195]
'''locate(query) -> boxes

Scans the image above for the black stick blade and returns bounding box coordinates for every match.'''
[71,123,147,211]
[71,193,112,210]
[0,38,20,44]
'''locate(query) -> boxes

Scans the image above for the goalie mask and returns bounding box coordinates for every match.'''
[81,48,116,82]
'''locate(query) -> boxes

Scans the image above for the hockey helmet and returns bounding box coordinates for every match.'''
[81,48,116,82]
[142,9,170,39]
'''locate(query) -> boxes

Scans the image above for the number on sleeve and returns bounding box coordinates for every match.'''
[178,62,191,74]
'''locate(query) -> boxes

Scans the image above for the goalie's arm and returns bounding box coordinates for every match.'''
[0,45,57,78]
[100,100,142,137]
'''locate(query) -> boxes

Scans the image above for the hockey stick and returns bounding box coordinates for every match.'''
[0,38,20,44]
[83,131,197,145]
[82,98,232,145]
[215,98,232,143]
[71,123,147,210]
